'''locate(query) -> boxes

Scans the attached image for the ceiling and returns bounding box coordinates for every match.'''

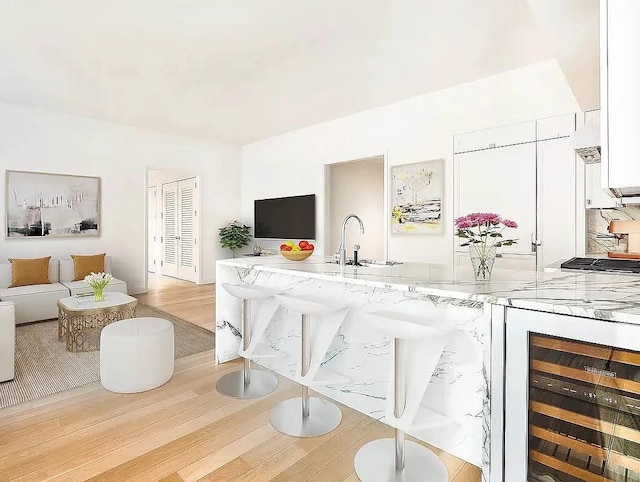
[0,0,599,145]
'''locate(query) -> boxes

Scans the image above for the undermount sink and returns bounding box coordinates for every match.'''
[325,259,402,268]
[359,260,403,268]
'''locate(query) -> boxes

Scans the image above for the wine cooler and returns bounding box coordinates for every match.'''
[505,308,640,482]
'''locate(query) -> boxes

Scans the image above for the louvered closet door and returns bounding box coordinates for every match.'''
[177,178,198,282]
[161,182,179,278]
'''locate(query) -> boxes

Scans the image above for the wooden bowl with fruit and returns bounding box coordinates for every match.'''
[280,240,314,261]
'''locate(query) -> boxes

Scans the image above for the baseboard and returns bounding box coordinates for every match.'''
[129,286,147,295]
[199,277,215,285]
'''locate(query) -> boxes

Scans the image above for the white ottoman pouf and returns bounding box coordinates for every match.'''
[100,317,175,393]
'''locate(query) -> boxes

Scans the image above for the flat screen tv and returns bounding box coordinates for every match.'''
[254,194,316,239]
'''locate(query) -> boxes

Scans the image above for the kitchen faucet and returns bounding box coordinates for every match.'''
[338,214,365,267]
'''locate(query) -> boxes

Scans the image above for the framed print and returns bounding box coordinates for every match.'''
[391,159,443,234]
[6,170,100,238]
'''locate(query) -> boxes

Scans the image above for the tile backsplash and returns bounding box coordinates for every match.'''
[587,205,640,254]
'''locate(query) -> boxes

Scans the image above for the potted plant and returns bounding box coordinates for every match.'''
[219,221,252,258]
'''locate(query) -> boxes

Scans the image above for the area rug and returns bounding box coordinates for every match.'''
[0,304,214,409]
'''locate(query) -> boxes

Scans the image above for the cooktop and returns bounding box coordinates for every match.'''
[560,257,640,273]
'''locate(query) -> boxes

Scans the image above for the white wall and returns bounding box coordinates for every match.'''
[0,103,241,292]
[241,60,581,263]
[327,157,384,260]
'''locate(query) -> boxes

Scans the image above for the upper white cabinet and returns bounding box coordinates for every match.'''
[583,110,619,208]
[602,0,640,197]
[453,121,536,154]
[536,114,575,141]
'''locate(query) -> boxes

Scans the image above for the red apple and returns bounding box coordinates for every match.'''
[280,244,287,250]
[299,240,309,249]
[304,243,314,250]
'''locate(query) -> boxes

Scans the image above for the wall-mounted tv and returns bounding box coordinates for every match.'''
[254,194,316,239]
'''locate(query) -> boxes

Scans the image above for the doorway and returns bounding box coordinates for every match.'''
[325,156,386,261]
[147,170,201,288]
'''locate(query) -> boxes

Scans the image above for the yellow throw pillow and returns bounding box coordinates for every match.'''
[8,257,52,288]
[71,253,106,281]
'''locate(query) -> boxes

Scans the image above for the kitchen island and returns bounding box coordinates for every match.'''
[215,256,640,482]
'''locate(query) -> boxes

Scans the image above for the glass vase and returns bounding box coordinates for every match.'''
[92,287,105,302]
[469,245,497,281]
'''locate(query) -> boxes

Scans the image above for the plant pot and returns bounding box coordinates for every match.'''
[469,245,497,281]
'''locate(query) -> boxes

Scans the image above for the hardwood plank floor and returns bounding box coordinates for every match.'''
[135,273,215,332]
[0,277,481,481]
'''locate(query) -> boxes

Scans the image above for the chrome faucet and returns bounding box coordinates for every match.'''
[338,214,365,267]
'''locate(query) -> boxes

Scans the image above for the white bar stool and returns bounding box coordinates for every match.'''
[270,293,349,438]
[354,310,453,482]
[216,283,282,399]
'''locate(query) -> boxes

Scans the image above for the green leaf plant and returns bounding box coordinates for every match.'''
[219,221,252,258]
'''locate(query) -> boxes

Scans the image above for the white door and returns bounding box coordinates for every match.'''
[161,182,179,278]
[177,178,198,282]
[147,186,158,273]
[537,136,577,269]
[455,142,537,270]
[161,178,199,282]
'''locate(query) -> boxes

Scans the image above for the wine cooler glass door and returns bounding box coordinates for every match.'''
[505,308,640,482]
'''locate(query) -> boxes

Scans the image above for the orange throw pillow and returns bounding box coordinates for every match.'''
[71,253,106,281]
[8,257,52,288]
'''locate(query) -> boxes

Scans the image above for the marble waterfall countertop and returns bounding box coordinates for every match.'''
[220,255,640,324]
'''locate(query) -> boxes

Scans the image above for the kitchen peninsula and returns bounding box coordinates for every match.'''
[216,256,640,482]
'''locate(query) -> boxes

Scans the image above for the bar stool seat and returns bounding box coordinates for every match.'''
[354,310,453,481]
[270,293,349,438]
[216,283,282,399]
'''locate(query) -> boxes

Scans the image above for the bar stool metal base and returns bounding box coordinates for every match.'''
[354,439,448,482]
[270,396,342,437]
[216,370,278,399]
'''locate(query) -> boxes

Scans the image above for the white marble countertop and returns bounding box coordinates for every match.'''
[218,255,640,324]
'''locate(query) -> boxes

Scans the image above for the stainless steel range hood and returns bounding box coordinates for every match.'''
[569,122,601,164]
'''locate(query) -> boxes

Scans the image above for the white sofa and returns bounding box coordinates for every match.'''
[59,257,127,296]
[0,301,15,382]
[0,259,69,325]
[0,256,128,324]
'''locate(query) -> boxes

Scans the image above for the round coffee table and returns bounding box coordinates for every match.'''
[57,292,138,352]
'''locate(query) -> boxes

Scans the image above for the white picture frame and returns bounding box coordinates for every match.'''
[391,159,443,235]
[5,170,101,239]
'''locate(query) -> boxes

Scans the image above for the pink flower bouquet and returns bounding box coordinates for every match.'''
[454,213,518,280]
[454,212,518,248]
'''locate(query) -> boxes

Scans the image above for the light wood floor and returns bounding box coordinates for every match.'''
[0,276,481,481]
[135,273,216,332]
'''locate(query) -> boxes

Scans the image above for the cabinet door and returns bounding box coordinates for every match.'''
[455,142,537,259]
[454,121,536,154]
[605,0,640,193]
[538,137,576,268]
[583,110,618,208]
[536,113,575,141]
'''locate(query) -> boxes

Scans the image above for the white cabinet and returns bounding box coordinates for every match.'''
[537,136,577,266]
[453,121,536,154]
[602,0,640,196]
[454,113,577,270]
[536,113,575,141]
[585,163,619,208]
[455,142,537,258]
[582,110,619,209]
